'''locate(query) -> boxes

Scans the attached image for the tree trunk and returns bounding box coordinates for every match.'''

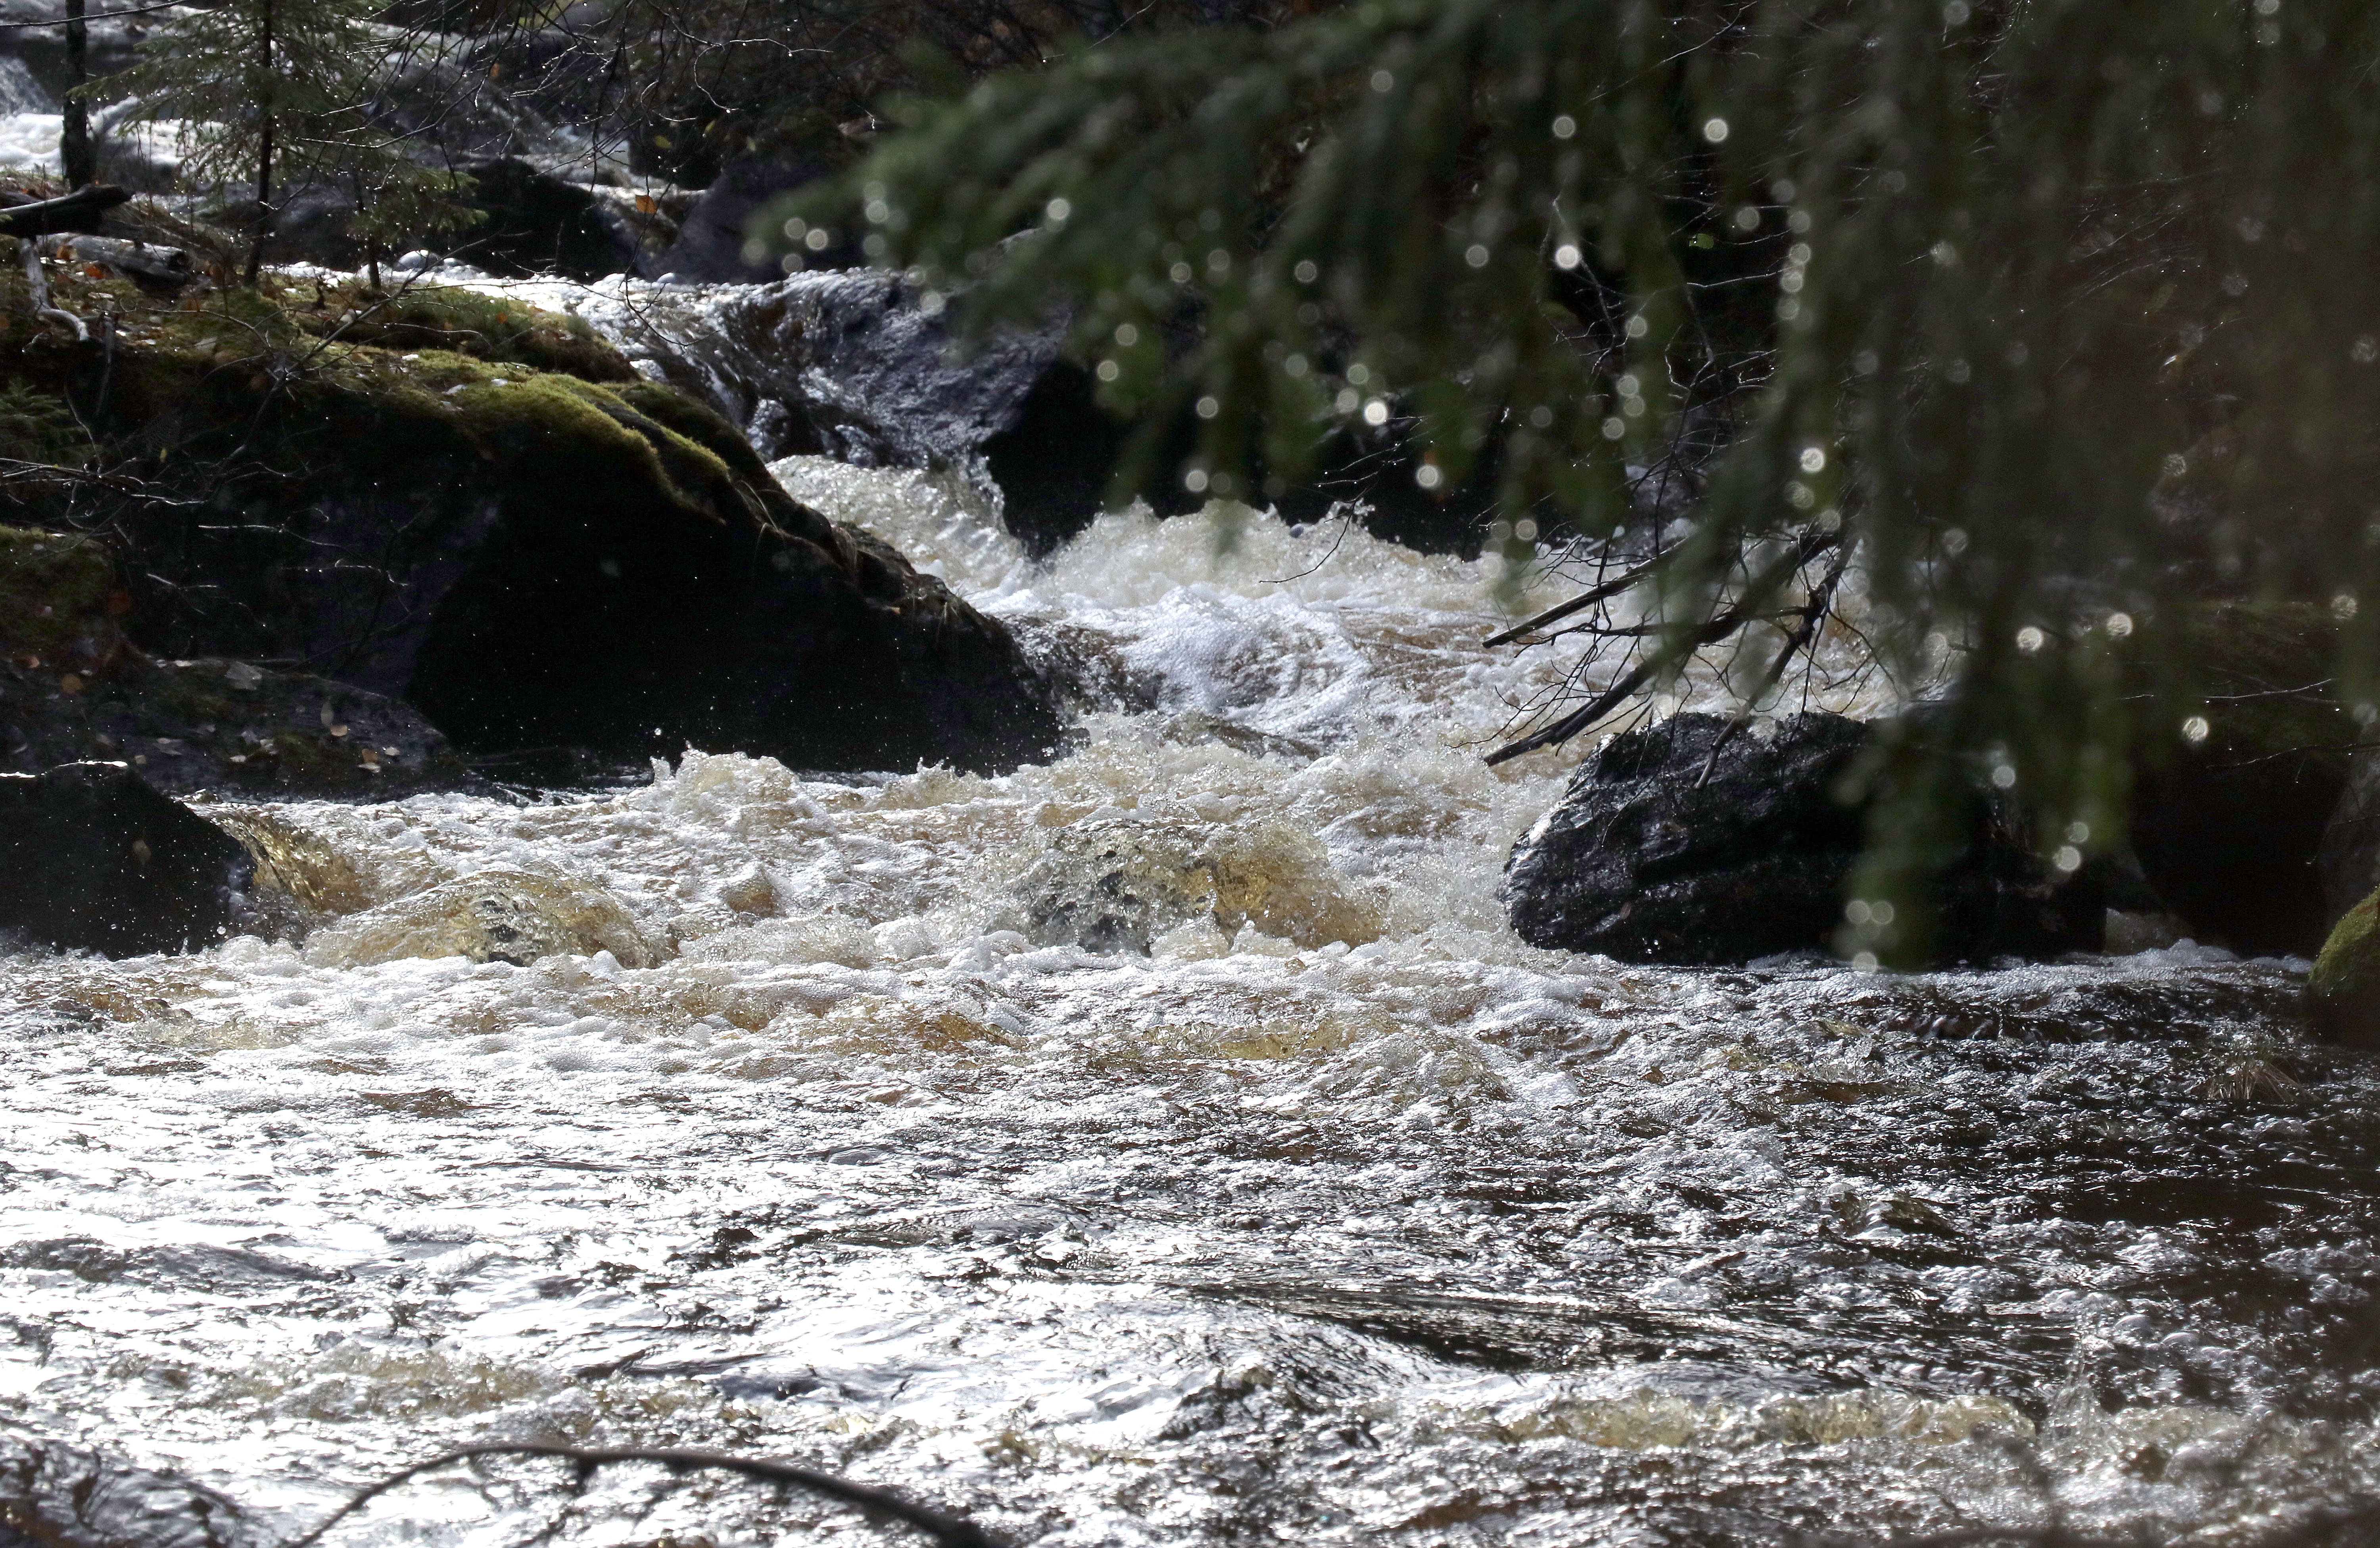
[60,0,92,189]
[243,0,275,284]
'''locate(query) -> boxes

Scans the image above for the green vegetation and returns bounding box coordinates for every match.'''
[99,0,476,279]
[0,525,114,658]
[293,284,638,382]
[802,0,2380,891]
[0,384,92,468]
[0,253,780,551]
[2313,890,2380,1042]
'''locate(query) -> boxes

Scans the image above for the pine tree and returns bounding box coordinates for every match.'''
[802,0,2380,893]
[102,0,475,282]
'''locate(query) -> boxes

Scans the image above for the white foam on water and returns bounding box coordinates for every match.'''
[0,353,2360,1548]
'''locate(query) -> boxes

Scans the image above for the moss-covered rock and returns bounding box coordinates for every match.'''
[289,283,638,382]
[0,255,1059,775]
[2311,886,2380,1042]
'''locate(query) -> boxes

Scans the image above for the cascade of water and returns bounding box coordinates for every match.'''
[0,282,2362,1548]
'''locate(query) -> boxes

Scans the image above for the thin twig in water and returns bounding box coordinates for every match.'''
[284,1443,1003,1548]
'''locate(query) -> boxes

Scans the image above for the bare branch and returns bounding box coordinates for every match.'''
[284,1443,1004,1548]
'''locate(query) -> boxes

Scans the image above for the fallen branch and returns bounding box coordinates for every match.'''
[1482,552,1664,647]
[283,1442,1004,1548]
[0,184,132,239]
[1692,533,1856,786]
[21,233,85,341]
[33,233,192,288]
[1485,528,1843,765]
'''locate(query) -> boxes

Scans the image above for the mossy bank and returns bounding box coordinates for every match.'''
[0,249,1059,775]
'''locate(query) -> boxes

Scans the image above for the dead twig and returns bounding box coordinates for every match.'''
[21,235,86,342]
[1482,551,1665,647]
[1485,527,1843,765]
[1692,531,1855,786]
[283,1442,1004,1548]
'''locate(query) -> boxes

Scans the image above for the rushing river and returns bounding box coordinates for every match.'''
[3,427,2376,1547]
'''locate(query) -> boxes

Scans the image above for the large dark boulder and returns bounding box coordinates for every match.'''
[449,156,644,280]
[1,276,1061,777]
[1502,712,2103,966]
[0,762,251,956]
[651,148,849,282]
[981,361,1132,559]
[253,158,652,279]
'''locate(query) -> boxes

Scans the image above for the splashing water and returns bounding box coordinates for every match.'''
[1,458,2373,1548]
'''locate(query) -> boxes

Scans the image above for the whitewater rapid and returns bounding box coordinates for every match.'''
[0,447,2370,1547]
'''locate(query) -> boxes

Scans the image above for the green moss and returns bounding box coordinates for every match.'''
[152,672,237,723]
[609,380,767,476]
[0,525,115,656]
[293,284,638,383]
[0,256,847,614]
[431,370,754,525]
[0,383,91,465]
[2312,888,2380,1042]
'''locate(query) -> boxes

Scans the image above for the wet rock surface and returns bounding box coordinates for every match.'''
[0,762,250,956]
[0,526,471,797]
[1502,712,2103,966]
[653,148,848,283]
[0,1430,257,1548]
[1009,815,1384,955]
[299,865,662,969]
[529,269,1060,470]
[0,269,1062,776]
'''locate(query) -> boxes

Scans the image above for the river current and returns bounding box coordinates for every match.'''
[4,326,2378,1546]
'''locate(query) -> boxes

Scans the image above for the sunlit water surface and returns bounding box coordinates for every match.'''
[3,467,2375,1548]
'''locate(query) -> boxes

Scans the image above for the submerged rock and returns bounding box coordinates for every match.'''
[0,762,251,956]
[301,865,662,969]
[0,526,472,797]
[0,1429,257,1548]
[1010,816,1383,955]
[1502,713,2102,967]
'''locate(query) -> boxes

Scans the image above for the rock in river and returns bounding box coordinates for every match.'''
[0,762,251,956]
[1502,712,2104,966]
[2311,885,2380,1043]
[0,278,1062,776]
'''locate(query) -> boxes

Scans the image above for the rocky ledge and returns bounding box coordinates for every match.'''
[0,258,1060,781]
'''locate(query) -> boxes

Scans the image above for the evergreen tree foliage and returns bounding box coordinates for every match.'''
[802,0,2380,909]
[102,0,476,280]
